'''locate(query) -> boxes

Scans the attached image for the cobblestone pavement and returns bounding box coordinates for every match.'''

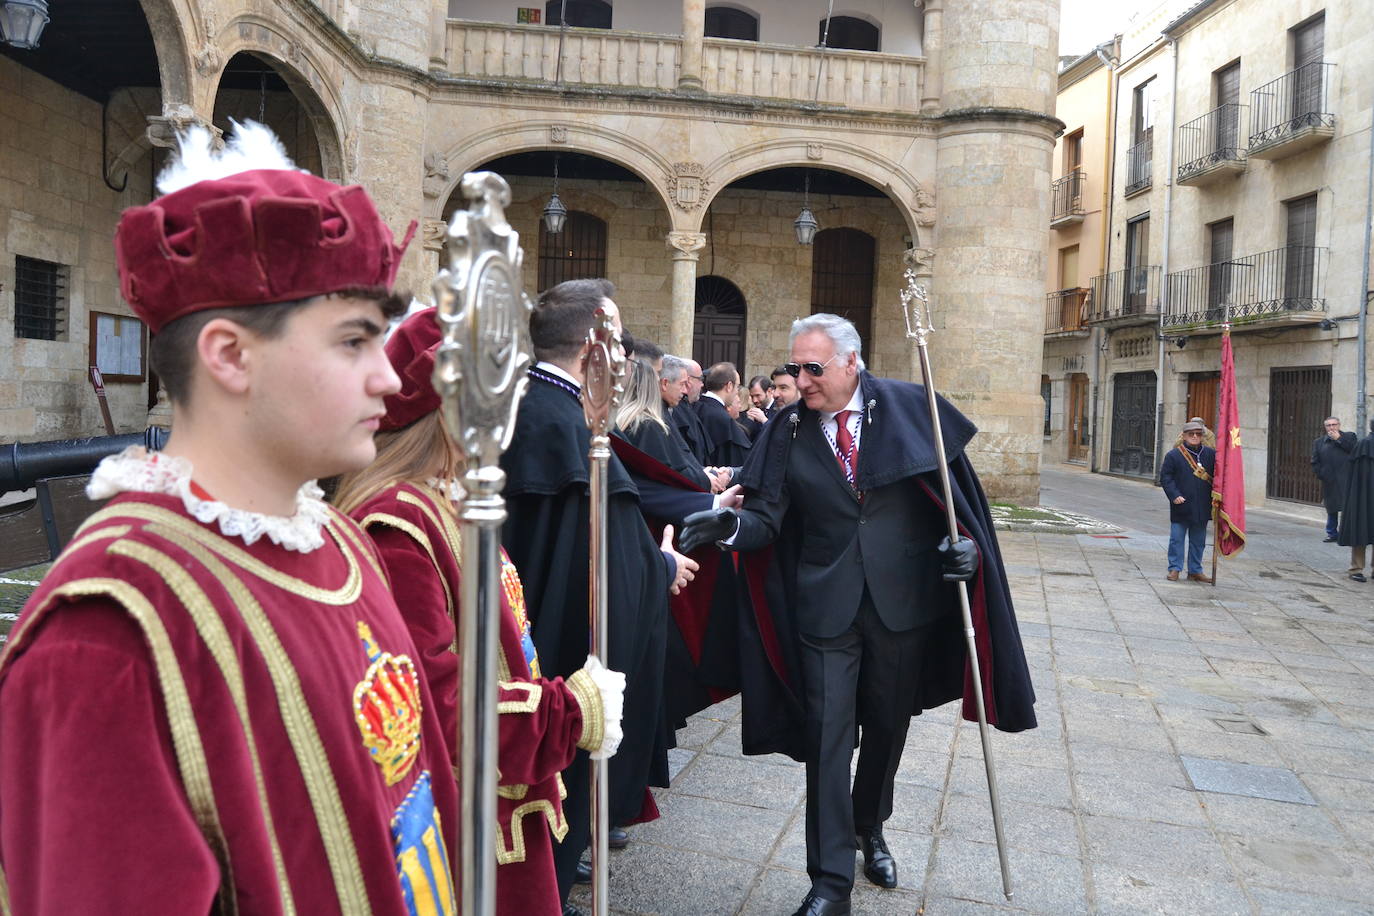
[575,466,1374,915]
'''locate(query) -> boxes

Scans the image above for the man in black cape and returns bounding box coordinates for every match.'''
[681,314,1036,916]
[500,279,694,912]
[1338,421,1374,581]
[697,361,754,467]
[672,357,712,464]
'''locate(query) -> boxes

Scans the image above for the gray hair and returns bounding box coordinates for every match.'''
[790,313,866,371]
[660,355,687,382]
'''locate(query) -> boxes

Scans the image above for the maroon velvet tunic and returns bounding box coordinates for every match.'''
[0,490,458,915]
[352,482,592,916]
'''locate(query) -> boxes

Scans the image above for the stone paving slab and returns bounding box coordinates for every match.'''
[1180,756,1316,805]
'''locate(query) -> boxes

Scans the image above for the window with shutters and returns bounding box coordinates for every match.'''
[13,256,68,341]
[705,6,758,41]
[1214,62,1241,152]
[1207,218,1235,312]
[1284,194,1317,301]
[1291,15,1324,119]
[1125,215,1150,314]
[1127,80,1154,194]
[537,211,608,292]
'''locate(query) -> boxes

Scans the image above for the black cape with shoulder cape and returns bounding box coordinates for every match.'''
[1338,434,1374,547]
[732,372,1038,761]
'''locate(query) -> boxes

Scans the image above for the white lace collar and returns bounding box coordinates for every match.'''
[87,446,331,553]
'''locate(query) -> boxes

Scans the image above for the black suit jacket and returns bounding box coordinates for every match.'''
[697,395,752,468]
[672,402,711,465]
[732,411,946,637]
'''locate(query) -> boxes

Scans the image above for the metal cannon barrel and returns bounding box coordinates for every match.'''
[1,428,170,495]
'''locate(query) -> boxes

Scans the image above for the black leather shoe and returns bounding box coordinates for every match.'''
[857,827,898,888]
[608,825,629,849]
[574,858,592,884]
[791,890,851,916]
[1324,535,1338,543]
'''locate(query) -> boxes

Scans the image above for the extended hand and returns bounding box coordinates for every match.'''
[746,406,767,424]
[717,484,744,510]
[937,535,979,582]
[661,524,699,594]
[679,507,739,553]
[1173,496,1186,504]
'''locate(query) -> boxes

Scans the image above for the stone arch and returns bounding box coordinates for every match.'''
[136,0,194,110]
[702,139,927,244]
[436,122,677,225]
[208,17,348,180]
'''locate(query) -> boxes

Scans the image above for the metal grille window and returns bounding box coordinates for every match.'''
[1267,365,1330,503]
[810,228,875,357]
[1042,376,1052,438]
[14,256,68,341]
[537,211,608,292]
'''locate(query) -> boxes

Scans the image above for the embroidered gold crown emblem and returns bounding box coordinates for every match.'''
[353,621,423,786]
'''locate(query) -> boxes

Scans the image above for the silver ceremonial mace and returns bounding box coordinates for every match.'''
[581,309,626,916]
[432,171,533,916]
[901,267,1014,901]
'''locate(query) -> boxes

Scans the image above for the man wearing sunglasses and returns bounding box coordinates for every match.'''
[680,314,1036,916]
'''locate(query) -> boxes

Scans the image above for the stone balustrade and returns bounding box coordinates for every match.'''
[445,21,924,112]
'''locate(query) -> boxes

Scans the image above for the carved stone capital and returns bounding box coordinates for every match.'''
[422,218,448,253]
[666,231,707,258]
[146,110,219,149]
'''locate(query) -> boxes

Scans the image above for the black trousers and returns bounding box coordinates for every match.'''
[799,592,928,900]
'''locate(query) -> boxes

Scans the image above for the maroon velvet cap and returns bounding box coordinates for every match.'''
[380,308,442,431]
[115,169,416,333]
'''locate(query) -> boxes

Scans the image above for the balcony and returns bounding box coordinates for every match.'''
[1163,245,1327,331]
[1125,139,1151,197]
[444,22,924,112]
[1087,266,1162,327]
[1050,167,1086,227]
[1177,104,1247,187]
[1249,62,1336,160]
[1045,287,1090,337]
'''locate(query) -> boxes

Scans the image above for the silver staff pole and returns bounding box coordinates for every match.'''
[901,267,1014,901]
[580,309,626,916]
[432,171,533,916]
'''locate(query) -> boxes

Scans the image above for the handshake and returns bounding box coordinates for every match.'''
[677,508,981,581]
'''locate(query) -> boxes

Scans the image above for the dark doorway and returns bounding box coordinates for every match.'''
[1267,365,1329,503]
[820,16,880,51]
[546,0,612,28]
[213,53,324,176]
[706,7,759,40]
[1067,373,1090,462]
[810,228,875,359]
[693,276,747,369]
[1109,371,1157,477]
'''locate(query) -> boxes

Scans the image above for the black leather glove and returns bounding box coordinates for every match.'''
[937,535,979,582]
[679,508,739,553]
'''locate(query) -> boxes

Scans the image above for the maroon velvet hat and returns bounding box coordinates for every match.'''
[115,168,416,333]
[381,308,442,431]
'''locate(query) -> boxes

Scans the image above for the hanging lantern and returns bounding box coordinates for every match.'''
[542,191,567,234]
[0,0,50,50]
[794,207,818,245]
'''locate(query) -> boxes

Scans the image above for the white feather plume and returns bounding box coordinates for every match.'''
[156,120,301,195]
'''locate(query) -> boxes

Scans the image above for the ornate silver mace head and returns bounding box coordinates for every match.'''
[581,308,626,438]
[431,171,534,476]
[900,265,933,344]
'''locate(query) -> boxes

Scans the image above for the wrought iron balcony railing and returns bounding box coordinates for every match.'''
[1164,245,1327,329]
[1249,62,1336,154]
[1051,167,1086,225]
[1088,266,1161,324]
[1045,287,1090,335]
[1177,103,1247,183]
[1125,139,1152,196]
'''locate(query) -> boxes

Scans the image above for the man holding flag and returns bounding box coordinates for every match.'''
[1211,325,1247,570]
[1161,417,1216,583]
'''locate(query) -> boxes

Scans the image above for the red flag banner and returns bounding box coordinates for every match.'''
[1211,327,1246,556]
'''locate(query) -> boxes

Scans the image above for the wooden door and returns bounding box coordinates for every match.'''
[1109,371,1156,478]
[1067,373,1090,462]
[1187,372,1220,433]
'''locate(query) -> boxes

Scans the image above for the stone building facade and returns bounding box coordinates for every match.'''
[1,0,1063,502]
[1041,0,1373,508]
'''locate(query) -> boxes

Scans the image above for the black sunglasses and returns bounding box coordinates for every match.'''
[783,354,840,377]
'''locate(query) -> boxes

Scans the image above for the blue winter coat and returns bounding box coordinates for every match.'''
[1160,444,1216,527]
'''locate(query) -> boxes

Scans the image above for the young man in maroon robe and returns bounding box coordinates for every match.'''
[334,308,626,915]
[0,124,459,914]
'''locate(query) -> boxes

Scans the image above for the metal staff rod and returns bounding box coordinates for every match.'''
[432,171,534,916]
[900,267,1014,901]
[581,310,626,916]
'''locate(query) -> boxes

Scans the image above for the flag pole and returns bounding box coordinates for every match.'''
[433,171,534,916]
[901,268,1014,901]
[581,309,626,916]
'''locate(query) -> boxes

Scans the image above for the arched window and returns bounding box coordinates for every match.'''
[538,211,608,291]
[706,7,759,41]
[693,276,748,370]
[546,0,612,29]
[819,16,880,52]
[810,228,875,357]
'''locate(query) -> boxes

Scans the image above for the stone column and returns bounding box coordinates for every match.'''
[429,0,449,70]
[932,0,1060,504]
[666,231,706,355]
[918,0,943,114]
[679,0,705,92]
